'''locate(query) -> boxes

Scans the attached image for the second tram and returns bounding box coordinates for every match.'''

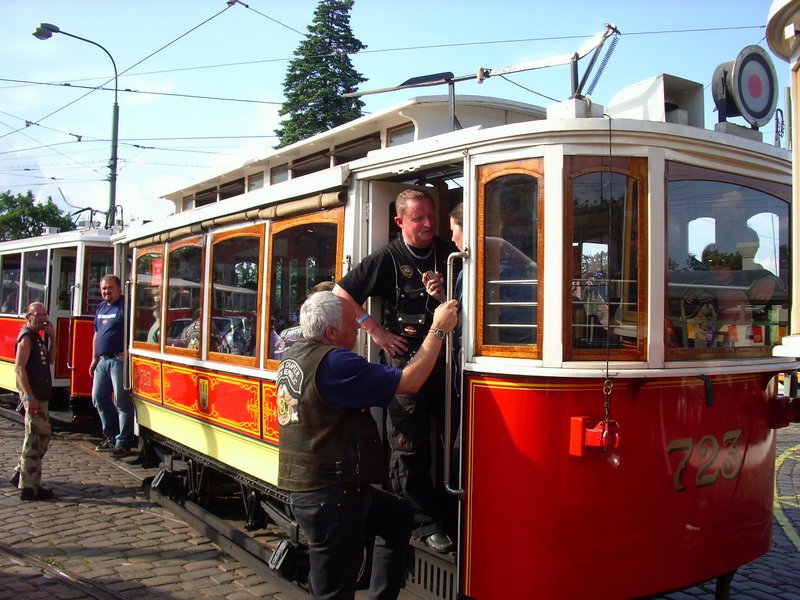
[0,224,116,419]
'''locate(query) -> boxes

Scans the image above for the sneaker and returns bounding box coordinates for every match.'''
[111,445,132,458]
[95,439,114,452]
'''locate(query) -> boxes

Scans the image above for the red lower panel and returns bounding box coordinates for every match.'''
[463,374,774,599]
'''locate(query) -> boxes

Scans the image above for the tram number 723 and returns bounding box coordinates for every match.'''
[666,430,744,491]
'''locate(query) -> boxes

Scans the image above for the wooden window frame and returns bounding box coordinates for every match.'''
[131,244,165,350]
[563,155,648,361]
[664,161,790,361]
[163,236,206,358]
[476,158,544,359]
[207,224,265,367]
[264,207,345,371]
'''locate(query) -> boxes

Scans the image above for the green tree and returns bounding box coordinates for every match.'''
[0,191,76,241]
[275,0,366,147]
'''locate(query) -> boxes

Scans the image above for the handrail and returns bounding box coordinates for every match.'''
[66,284,78,370]
[123,279,132,391]
[444,249,468,498]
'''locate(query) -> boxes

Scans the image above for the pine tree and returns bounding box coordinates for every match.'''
[275,0,366,148]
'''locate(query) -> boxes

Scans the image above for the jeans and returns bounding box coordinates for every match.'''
[386,352,450,539]
[290,484,412,600]
[92,356,134,447]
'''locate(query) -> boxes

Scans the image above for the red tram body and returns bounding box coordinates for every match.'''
[117,29,800,599]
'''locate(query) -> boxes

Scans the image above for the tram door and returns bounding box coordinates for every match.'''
[50,248,77,394]
[69,247,115,401]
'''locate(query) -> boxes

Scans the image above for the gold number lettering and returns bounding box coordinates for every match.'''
[666,429,745,491]
[667,437,694,492]
[720,429,743,480]
[695,434,720,488]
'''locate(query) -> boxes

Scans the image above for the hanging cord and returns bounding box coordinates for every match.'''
[601,114,615,451]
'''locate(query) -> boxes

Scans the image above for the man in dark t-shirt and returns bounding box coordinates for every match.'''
[334,189,458,553]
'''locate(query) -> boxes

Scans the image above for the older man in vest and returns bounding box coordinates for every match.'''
[277,291,457,599]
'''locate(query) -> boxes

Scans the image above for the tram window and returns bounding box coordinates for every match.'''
[665,163,789,358]
[248,172,264,191]
[56,256,76,311]
[565,156,647,361]
[22,250,47,309]
[133,247,164,346]
[0,253,20,314]
[165,240,204,354]
[84,249,114,315]
[267,209,343,363]
[477,159,542,357]
[209,226,262,360]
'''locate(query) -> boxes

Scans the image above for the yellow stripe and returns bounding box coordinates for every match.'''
[774,442,800,551]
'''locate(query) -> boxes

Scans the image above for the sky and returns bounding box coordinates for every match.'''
[0,0,788,225]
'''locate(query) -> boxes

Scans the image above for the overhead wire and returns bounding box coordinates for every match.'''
[2,15,770,201]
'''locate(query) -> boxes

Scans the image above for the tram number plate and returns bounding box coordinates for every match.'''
[666,429,743,491]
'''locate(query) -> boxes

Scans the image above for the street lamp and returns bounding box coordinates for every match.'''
[33,23,119,229]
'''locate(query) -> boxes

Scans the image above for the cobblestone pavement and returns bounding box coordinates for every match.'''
[0,417,295,600]
[1,413,799,599]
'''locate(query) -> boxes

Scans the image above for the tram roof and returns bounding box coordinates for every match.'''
[160,94,546,205]
[0,225,114,254]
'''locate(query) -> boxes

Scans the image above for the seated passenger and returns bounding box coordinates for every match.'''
[181,309,220,352]
[275,281,336,359]
[702,245,751,345]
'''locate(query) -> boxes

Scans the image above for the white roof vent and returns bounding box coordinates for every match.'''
[606,74,704,127]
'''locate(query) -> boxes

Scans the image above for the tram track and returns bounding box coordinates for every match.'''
[64,430,308,599]
[0,543,129,600]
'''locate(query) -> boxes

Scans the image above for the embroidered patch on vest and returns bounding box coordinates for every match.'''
[276,359,303,426]
[399,264,414,279]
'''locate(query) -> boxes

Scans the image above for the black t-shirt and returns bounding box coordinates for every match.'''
[339,237,455,305]
[338,236,457,337]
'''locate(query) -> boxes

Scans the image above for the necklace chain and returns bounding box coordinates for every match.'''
[403,240,433,260]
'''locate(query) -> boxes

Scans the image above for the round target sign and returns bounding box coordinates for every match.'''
[713,45,778,128]
[732,45,778,127]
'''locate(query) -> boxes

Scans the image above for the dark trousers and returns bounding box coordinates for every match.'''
[290,484,412,600]
[386,352,450,538]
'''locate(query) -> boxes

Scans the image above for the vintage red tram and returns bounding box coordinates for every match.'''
[0,224,117,419]
[121,32,798,599]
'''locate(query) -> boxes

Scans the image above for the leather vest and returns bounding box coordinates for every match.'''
[17,326,52,401]
[277,340,362,491]
[384,238,448,345]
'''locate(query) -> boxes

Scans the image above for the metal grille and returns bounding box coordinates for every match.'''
[405,545,456,600]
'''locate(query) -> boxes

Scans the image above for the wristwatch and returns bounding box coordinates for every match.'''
[24,395,34,402]
[429,328,446,341]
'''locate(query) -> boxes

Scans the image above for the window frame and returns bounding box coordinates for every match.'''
[476,158,544,359]
[163,236,206,358]
[664,161,790,361]
[264,207,345,370]
[207,223,265,367]
[563,155,649,362]
[131,244,165,350]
